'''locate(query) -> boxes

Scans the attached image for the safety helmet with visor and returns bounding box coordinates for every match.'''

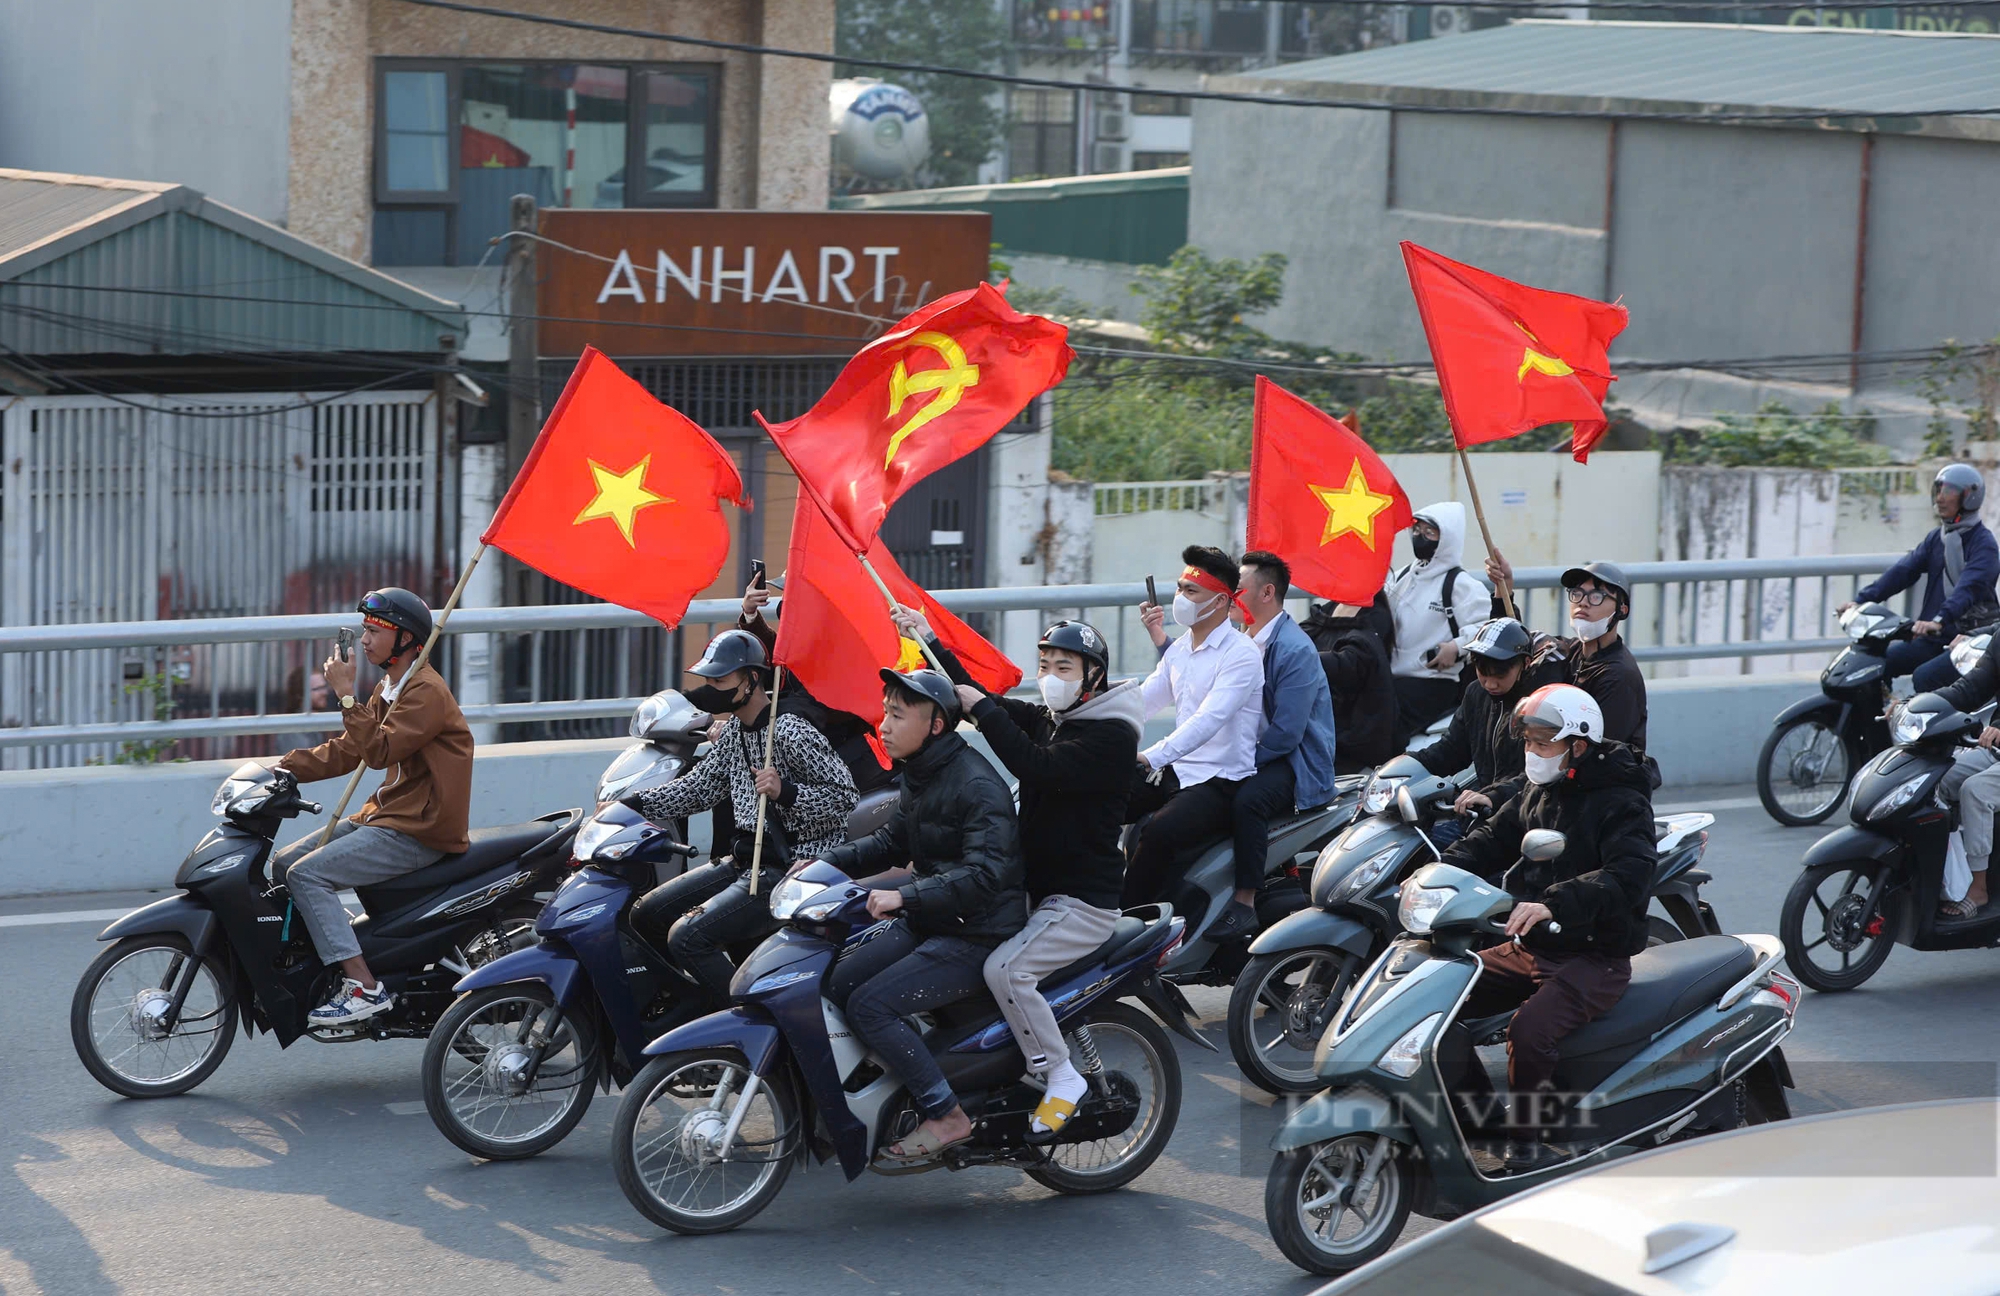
[1934,463,1985,518]
[357,588,433,660]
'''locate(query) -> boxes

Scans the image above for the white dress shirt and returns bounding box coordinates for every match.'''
[1139,621,1264,786]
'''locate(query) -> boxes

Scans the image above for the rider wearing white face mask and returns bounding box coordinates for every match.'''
[1487,554,1649,756]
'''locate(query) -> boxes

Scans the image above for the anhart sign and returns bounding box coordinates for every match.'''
[535,209,993,357]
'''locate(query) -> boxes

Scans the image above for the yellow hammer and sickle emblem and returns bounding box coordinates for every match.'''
[884,331,981,467]
[1513,321,1575,384]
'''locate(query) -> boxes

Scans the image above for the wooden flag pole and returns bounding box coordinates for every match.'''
[747,663,785,897]
[855,551,950,676]
[1454,447,1519,621]
[314,544,490,848]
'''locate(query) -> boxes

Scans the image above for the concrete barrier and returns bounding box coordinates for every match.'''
[0,675,1824,898]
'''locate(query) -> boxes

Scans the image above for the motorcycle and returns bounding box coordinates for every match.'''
[71,763,580,1098]
[1780,691,2000,992]
[1757,601,1911,826]
[421,688,901,1160]
[1227,755,1726,1094]
[607,859,1206,1235]
[1263,851,1799,1277]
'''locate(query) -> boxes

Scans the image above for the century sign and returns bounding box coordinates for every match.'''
[535,209,993,357]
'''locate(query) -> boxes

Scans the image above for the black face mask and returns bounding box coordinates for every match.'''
[685,680,746,714]
[1411,533,1439,563]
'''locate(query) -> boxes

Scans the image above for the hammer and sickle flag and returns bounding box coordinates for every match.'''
[757,281,1073,554]
[483,346,749,627]
[1400,242,1629,463]
[1247,378,1413,606]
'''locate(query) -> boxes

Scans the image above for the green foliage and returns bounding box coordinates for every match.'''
[1657,401,1890,469]
[1130,247,1289,359]
[836,0,1007,188]
[1917,336,2000,459]
[113,671,179,765]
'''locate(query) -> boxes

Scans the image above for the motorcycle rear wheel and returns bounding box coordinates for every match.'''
[1228,949,1360,1096]
[1265,1135,1413,1277]
[422,984,598,1160]
[613,1051,795,1234]
[1757,716,1853,826]
[1028,1002,1182,1195]
[1781,861,1895,992]
[71,934,237,1098]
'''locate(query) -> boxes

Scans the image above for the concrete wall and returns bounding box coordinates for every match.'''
[1005,251,1150,322]
[0,0,294,223]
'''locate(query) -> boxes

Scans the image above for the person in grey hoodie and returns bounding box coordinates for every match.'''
[892,606,1144,1144]
[1385,501,1493,745]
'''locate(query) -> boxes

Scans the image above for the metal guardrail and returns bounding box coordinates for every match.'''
[0,555,1907,758]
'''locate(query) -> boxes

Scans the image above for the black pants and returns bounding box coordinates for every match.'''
[1393,675,1463,747]
[1122,767,1243,908]
[1231,760,1297,893]
[826,920,992,1121]
[631,859,773,1000]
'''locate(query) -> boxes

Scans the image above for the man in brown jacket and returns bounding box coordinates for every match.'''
[272,588,473,1026]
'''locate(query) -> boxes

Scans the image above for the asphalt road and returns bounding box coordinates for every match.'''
[6,785,1998,1295]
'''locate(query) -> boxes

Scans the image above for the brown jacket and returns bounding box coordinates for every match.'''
[278,664,473,853]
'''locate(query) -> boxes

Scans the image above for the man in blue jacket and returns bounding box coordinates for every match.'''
[1209,551,1338,942]
[1840,464,2000,691]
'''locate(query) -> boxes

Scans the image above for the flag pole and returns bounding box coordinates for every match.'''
[747,663,784,897]
[1453,447,1519,621]
[855,551,951,676]
[313,544,490,848]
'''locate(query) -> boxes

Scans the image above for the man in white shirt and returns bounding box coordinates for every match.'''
[1123,545,1266,909]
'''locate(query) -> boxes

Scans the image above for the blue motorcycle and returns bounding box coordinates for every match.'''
[607,860,1210,1235]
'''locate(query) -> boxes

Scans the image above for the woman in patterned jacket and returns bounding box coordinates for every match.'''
[629,629,857,1000]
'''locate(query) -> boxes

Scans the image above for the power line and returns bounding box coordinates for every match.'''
[394,0,2000,123]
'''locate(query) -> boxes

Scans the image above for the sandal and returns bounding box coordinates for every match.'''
[875,1123,972,1167]
[1024,1094,1079,1146]
[1940,897,1983,920]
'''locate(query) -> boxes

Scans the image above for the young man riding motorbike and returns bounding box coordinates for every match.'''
[821,669,1027,1166]
[1922,630,2000,918]
[1300,593,1398,775]
[627,629,857,1000]
[1412,617,1558,848]
[1484,554,1650,757]
[1840,463,2000,692]
[736,576,894,793]
[272,588,473,1026]
[1438,684,1657,1173]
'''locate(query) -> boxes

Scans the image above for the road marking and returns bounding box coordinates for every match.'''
[1654,795,1764,814]
[0,907,134,928]
[385,1101,427,1116]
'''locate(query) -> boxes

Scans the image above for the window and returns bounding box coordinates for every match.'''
[1007,88,1078,180]
[1131,93,1192,116]
[373,59,720,267]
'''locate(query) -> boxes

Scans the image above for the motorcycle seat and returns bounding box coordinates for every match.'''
[1035,915,1157,990]
[1557,936,1758,1058]
[352,813,574,913]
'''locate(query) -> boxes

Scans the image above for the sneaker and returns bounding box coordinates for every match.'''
[1203,901,1259,944]
[309,978,394,1026]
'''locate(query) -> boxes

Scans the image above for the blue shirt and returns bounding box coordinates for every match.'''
[1252,611,1339,812]
[1858,521,2000,633]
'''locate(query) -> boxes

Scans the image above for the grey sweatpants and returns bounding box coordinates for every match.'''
[271,819,441,964]
[982,895,1122,1075]
[1943,748,2000,871]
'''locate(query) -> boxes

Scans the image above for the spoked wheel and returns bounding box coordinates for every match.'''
[1265,1135,1413,1277]
[613,1051,796,1234]
[1028,1002,1182,1195]
[1782,861,1895,992]
[1758,716,1853,826]
[1227,949,1360,1096]
[422,984,598,1160]
[71,935,237,1098]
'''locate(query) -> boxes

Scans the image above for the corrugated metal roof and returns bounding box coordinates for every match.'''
[0,169,466,357]
[835,168,1190,209]
[834,168,1190,265]
[1246,21,2000,117]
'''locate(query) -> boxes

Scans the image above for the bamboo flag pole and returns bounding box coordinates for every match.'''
[314,544,490,848]
[855,551,951,676]
[746,663,785,897]
[1454,447,1519,621]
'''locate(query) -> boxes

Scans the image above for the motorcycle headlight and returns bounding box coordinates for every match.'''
[769,875,827,921]
[211,777,259,815]
[1376,1013,1443,1079]
[1890,708,1930,746]
[572,818,621,861]
[593,829,658,862]
[1954,637,1991,676]
[1329,846,1403,905]
[1397,881,1452,935]
[1867,773,1931,821]
[1361,775,1407,817]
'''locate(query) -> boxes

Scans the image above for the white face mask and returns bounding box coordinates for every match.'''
[1039,674,1083,712]
[1571,613,1613,641]
[1172,592,1217,627]
[1524,751,1567,785]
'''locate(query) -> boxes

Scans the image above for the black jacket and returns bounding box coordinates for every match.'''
[1940,635,2000,713]
[1440,741,1657,957]
[822,731,1027,944]
[1302,597,1399,773]
[1534,634,1648,753]
[1412,651,1563,809]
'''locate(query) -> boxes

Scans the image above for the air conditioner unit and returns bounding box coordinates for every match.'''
[1429,6,1476,37]
[1095,108,1129,141]
[1090,141,1126,173]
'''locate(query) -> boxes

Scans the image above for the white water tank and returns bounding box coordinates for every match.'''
[830,79,931,182]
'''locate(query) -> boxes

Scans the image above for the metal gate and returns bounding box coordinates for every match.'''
[0,391,442,767]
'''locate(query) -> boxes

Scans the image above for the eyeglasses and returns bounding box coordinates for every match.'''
[1565,587,1618,609]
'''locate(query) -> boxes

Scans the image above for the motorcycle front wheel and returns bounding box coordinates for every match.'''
[71,934,237,1098]
[1265,1134,1413,1277]
[613,1051,796,1234]
[1781,861,1895,992]
[1757,715,1853,826]
[1028,1002,1182,1195]
[422,984,598,1160]
[1227,948,1360,1096]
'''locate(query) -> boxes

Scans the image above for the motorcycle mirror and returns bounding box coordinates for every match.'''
[1521,829,1567,862]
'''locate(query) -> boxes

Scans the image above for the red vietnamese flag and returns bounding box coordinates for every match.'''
[773,493,1021,728]
[758,281,1073,553]
[482,347,748,626]
[1247,378,1413,605]
[1401,242,1629,462]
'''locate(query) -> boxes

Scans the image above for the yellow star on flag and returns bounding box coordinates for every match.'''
[1308,461,1395,550]
[573,455,671,548]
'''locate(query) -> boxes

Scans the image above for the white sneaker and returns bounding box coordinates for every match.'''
[309,978,394,1026]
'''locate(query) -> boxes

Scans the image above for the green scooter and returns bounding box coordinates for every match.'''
[1262,842,1800,1277]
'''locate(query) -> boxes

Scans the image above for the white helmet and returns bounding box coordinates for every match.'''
[1511,683,1603,745]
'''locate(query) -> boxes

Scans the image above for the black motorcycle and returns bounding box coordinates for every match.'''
[1781,691,2000,992]
[1757,602,1911,826]
[70,763,580,1098]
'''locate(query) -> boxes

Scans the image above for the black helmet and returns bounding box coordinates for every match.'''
[1561,561,1631,610]
[1038,620,1110,684]
[1935,463,1985,517]
[1464,617,1531,664]
[689,628,767,680]
[358,588,432,657]
[879,667,961,725]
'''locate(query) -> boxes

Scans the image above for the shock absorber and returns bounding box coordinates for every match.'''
[1072,1025,1103,1075]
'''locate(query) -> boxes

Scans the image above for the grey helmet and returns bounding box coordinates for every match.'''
[1935,463,1985,518]
[689,629,768,680]
[879,667,961,725]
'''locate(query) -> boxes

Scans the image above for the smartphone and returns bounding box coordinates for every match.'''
[751,559,767,590]
[336,627,354,662]
[1145,576,1159,608]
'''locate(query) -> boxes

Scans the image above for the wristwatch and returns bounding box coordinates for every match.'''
[340,694,357,710]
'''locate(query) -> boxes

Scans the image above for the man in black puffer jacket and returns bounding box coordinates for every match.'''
[1301,593,1399,774]
[824,669,1026,1167]
[1441,683,1656,1172]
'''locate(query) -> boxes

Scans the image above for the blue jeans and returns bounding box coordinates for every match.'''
[828,920,992,1120]
[1884,636,1946,687]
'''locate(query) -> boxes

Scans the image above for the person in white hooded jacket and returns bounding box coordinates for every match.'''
[1386,501,1494,745]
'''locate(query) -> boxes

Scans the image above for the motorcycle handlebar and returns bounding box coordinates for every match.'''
[662,841,699,858]
[302,800,323,815]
